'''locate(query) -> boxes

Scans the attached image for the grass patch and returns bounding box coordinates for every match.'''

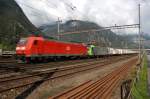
[131,55,150,99]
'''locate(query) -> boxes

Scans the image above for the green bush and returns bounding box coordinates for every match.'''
[131,55,150,99]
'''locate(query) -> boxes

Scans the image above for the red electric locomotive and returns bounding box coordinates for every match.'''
[16,36,88,62]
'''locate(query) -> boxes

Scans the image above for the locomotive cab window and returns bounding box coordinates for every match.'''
[18,38,27,45]
[33,40,38,45]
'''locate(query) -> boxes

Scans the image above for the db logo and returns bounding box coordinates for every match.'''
[66,46,71,51]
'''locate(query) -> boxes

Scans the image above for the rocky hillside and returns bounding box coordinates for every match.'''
[40,20,138,49]
[122,34,150,49]
[0,0,38,49]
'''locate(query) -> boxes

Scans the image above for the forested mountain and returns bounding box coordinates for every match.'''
[0,0,38,49]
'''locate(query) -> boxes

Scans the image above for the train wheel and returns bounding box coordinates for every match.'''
[25,57,30,63]
[43,57,48,63]
[21,57,26,63]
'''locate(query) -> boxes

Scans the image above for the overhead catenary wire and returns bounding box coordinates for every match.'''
[61,0,89,21]
[16,1,60,23]
[58,24,139,36]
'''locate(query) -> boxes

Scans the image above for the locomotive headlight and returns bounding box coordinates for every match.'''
[16,47,26,50]
[21,47,26,50]
[16,47,21,50]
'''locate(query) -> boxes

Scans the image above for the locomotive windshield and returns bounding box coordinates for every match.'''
[18,38,27,45]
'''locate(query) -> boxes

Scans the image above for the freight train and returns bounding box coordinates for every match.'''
[16,36,137,63]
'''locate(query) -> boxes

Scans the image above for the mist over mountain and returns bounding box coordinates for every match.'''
[40,20,139,49]
[121,33,150,49]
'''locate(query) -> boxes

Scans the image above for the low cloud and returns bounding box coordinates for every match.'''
[15,0,150,34]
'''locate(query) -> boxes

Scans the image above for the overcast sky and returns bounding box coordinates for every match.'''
[15,0,150,34]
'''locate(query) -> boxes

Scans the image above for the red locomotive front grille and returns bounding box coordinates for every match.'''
[16,46,26,55]
[16,38,28,56]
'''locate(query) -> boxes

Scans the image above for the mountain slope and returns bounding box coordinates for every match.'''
[40,20,138,49]
[122,34,150,49]
[0,0,37,49]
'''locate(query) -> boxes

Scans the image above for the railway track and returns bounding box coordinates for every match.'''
[0,58,102,76]
[0,55,128,75]
[0,57,102,70]
[0,57,116,81]
[0,60,17,64]
[49,57,138,99]
[0,57,109,77]
[0,57,114,82]
[0,55,135,93]
[0,55,134,72]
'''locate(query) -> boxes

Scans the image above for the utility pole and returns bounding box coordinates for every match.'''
[57,17,62,40]
[138,4,141,60]
[142,32,144,53]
